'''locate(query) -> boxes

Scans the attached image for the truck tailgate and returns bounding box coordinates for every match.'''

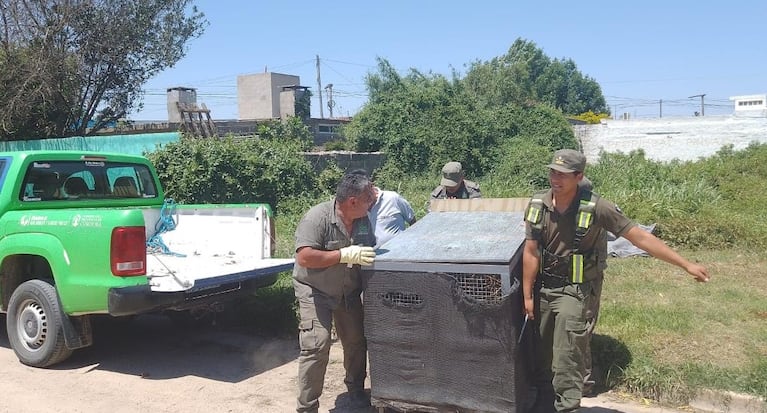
[142,205,294,293]
[146,255,294,292]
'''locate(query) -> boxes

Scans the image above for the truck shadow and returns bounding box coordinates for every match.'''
[0,313,299,383]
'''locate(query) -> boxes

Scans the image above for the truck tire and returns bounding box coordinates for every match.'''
[7,280,73,367]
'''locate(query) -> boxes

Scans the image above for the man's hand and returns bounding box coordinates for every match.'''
[339,245,376,266]
[523,296,536,320]
[686,262,710,282]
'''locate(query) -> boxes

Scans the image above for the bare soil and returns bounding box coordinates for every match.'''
[0,313,693,413]
[0,314,371,413]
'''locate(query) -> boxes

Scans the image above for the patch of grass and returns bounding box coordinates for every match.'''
[594,249,767,402]
[587,144,767,249]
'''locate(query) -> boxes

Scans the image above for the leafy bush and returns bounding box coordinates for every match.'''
[508,103,578,150]
[484,138,552,196]
[586,144,767,249]
[323,139,351,151]
[147,133,317,212]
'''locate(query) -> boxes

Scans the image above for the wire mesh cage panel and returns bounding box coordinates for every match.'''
[364,269,526,413]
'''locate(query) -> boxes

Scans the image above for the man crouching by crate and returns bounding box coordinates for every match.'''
[292,171,377,413]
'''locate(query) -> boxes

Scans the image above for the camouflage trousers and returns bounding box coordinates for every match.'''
[583,276,603,393]
[295,290,367,413]
[535,280,601,412]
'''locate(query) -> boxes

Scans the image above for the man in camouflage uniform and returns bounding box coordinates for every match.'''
[430,161,481,200]
[522,149,710,412]
[293,172,378,413]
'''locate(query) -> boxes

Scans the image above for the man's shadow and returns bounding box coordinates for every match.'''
[329,389,375,413]
[590,333,632,395]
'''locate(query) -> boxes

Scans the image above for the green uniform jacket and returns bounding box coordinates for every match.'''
[525,189,635,280]
[430,179,481,199]
[292,200,375,306]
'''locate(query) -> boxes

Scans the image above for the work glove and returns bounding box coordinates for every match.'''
[339,245,376,266]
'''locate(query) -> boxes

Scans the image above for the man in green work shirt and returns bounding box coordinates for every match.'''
[522,149,710,412]
[430,161,481,200]
[293,172,377,413]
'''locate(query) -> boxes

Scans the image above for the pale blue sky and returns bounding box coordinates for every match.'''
[131,1,767,121]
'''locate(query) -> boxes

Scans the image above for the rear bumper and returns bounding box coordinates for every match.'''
[107,262,293,316]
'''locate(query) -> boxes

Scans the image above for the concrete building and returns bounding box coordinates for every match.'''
[162,72,351,146]
[166,87,197,123]
[237,72,304,120]
[729,94,767,117]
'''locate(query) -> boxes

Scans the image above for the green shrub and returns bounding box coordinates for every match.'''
[147,134,318,211]
[323,139,351,151]
[586,143,767,249]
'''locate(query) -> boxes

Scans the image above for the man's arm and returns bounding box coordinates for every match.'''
[398,194,417,226]
[522,239,540,319]
[622,226,710,282]
[296,246,341,269]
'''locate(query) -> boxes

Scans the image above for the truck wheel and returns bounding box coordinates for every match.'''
[7,280,73,367]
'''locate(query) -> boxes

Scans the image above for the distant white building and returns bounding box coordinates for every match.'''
[575,116,767,163]
[729,94,767,117]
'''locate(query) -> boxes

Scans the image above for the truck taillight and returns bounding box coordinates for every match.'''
[111,226,146,276]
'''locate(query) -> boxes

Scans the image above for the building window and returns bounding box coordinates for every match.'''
[318,125,338,134]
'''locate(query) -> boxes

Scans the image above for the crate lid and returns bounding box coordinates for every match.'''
[375,211,526,264]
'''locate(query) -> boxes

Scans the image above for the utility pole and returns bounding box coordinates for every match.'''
[325,83,334,118]
[316,55,324,119]
[659,99,663,118]
[688,94,705,116]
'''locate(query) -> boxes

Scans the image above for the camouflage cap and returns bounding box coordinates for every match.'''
[548,149,586,173]
[441,161,463,186]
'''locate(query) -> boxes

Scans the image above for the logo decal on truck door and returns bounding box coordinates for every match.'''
[19,215,48,226]
[71,215,103,227]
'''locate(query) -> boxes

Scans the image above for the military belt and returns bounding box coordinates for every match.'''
[540,270,596,289]
[540,271,571,289]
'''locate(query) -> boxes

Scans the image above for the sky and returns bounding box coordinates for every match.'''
[131,1,767,122]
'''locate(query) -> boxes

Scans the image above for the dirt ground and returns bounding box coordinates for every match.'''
[0,314,371,413]
[0,313,692,413]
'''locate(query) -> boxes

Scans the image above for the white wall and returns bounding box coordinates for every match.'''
[576,116,767,163]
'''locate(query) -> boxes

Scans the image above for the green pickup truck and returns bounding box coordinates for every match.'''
[0,150,294,367]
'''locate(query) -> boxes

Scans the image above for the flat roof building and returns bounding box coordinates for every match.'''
[730,94,767,117]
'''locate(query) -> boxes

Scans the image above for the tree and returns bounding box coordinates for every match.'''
[345,58,495,175]
[344,57,578,178]
[0,0,206,140]
[463,38,608,115]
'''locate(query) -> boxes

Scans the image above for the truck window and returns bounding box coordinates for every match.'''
[108,167,141,198]
[0,158,9,191]
[63,172,94,198]
[21,160,158,201]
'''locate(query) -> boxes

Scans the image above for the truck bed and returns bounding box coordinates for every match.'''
[143,205,294,292]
